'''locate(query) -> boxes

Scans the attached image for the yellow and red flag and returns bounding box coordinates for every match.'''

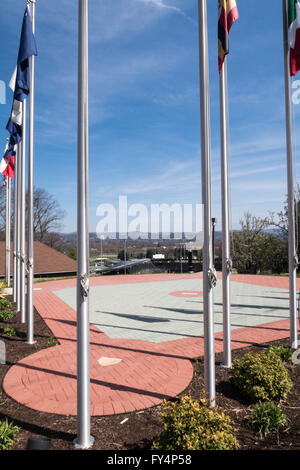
[218,0,239,73]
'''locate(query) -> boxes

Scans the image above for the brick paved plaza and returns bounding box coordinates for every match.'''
[3,273,297,416]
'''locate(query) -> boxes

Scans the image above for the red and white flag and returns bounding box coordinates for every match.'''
[0,143,15,178]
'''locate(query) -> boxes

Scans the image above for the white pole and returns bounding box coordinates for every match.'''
[124,239,127,274]
[16,144,21,313]
[13,153,17,303]
[282,0,298,349]
[20,100,26,324]
[198,0,216,406]
[75,0,93,449]
[7,177,11,288]
[5,159,11,288]
[180,244,183,273]
[26,0,36,344]
[5,174,8,285]
[219,61,232,367]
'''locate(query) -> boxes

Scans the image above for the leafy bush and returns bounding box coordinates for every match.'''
[231,350,293,402]
[250,401,288,437]
[267,345,292,363]
[0,310,13,321]
[152,394,239,450]
[0,281,7,300]
[0,299,11,310]
[0,419,20,450]
[3,326,17,337]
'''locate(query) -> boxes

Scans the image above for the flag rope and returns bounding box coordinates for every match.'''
[80,274,89,298]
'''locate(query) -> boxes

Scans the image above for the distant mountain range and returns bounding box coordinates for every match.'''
[60,232,200,240]
[59,228,283,243]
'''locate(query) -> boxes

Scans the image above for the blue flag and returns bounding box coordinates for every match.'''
[3,140,16,159]
[15,6,37,102]
[6,119,22,143]
[6,6,37,143]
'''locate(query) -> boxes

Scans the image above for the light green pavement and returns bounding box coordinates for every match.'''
[54,278,289,343]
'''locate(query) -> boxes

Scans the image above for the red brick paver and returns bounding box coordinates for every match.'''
[169,290,203,297]
[3,273,299,416]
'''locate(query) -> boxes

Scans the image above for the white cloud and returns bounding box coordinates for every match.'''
[93,158,200,199]
[140,0,183,13]
[137,0,196,24]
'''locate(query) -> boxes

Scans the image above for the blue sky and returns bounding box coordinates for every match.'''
[0,0,299,234]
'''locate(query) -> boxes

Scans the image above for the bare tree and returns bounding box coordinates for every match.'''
[268,183,300,252]
[0,185,66,245]
[31,188,66,243]
[0,185,68,260]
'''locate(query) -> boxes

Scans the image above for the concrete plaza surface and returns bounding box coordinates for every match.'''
[3,273,297,416]
[54,278,290,343]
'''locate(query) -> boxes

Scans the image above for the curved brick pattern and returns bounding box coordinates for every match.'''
[4,340,193,416]
[3,273,299,416]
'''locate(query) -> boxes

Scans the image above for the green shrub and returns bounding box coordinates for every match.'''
[231,350,293,402]
[152,394,239,450]
[0,281,7,300]
[0,299,11,310]
[0,419,20,450]
[267,345,293,363]
[0,281,6,289]
[250,401,288,437]
[3,326,17,337]
[0,310,13,321]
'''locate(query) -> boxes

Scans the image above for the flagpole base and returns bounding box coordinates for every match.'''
[220,362,232,369]
[73,435,94,450]
[25,340,36,345]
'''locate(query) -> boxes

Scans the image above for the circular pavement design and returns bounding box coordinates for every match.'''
[4,335,193,416]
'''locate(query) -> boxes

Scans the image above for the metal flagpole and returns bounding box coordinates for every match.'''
[219,60,232,367]
[7,176,11,288]
[75,0,93,449]
[282,0,298,349]
[198,0,216,406]
[5,160,11,287]
[13,151,17,303]
[20,100,26,324]
[124,239,127,274]
[26,0,36,343]
[5,174,8,285]
[16,144,21,313]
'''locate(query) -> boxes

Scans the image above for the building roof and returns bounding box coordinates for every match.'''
[0,241,77,277]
